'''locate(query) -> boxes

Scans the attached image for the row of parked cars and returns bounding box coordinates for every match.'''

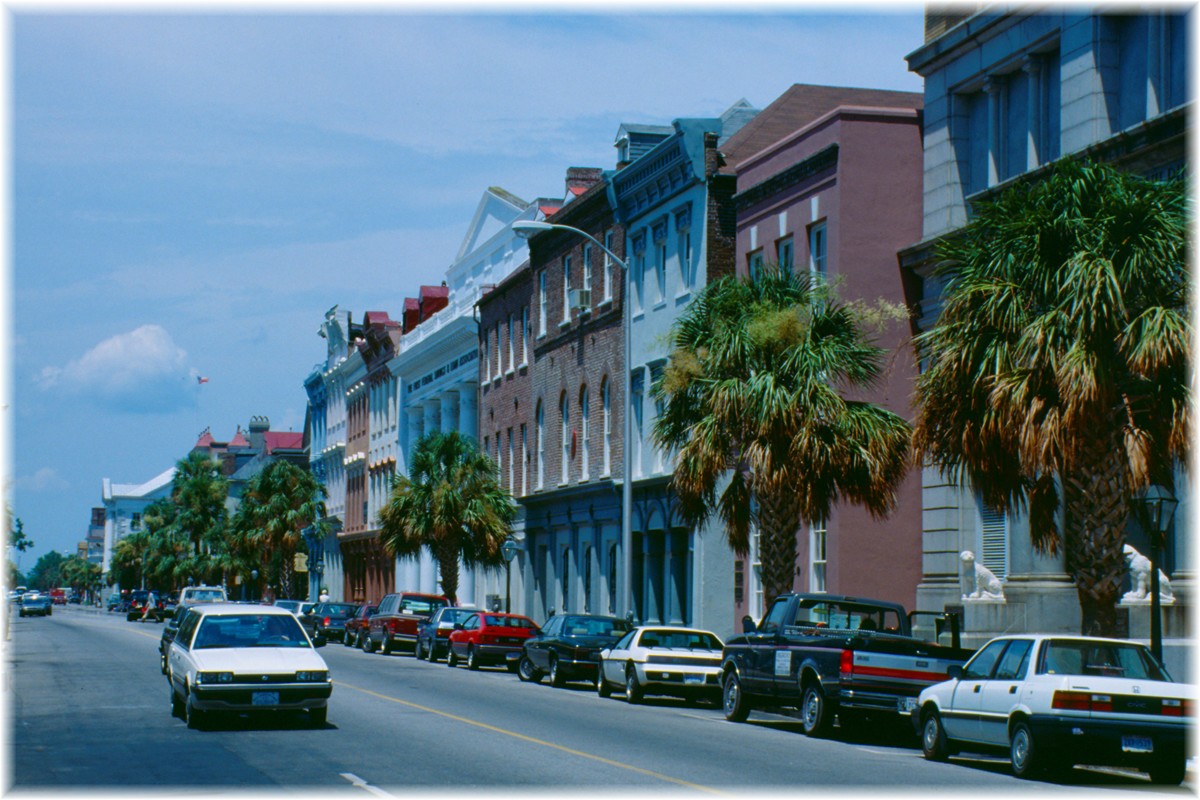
[331,590,1191,786]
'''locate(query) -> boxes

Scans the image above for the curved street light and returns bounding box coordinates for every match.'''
[512,219,634,621]
[1134,484,1178,663]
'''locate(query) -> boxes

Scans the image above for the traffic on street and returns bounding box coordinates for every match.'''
[8,603,1190,792]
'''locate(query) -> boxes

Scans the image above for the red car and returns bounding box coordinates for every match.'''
[343,604,378,649]
[447,612,539,671]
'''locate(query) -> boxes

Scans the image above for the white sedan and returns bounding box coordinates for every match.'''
[597,626,724,705]
[167,603,332,729]
[915,634,1190,784]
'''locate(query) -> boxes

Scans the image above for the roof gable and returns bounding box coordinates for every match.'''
[457,186,530,262]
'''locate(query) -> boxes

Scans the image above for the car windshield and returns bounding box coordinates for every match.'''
[562,616,630,637]
[400,597,446,615]
[321,604,358,618]
[1039,639,1168,680]
[442,609,476,623]
[792,600,902,633]
[190,590,224,602]
[481,615,536,629]
[639,631,722,650]
[193,614,311,649]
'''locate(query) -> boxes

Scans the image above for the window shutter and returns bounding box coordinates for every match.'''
[979,507,1008,579]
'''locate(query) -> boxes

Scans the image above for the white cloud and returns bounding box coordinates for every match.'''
[36,324,199,413]
[15,467,69,493]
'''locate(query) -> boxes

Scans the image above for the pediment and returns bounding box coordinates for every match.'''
[456,187,528,262]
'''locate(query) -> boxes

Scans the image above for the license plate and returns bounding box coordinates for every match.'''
[899,697,918,714]
[684,674,703,685]
[1121,735,1153,754]
[252,691,280,706]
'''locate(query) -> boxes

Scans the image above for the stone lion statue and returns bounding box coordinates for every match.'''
[1121,544,1175,604]
[960,550,1006,601]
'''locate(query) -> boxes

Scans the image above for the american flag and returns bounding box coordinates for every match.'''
[197,376,209,385]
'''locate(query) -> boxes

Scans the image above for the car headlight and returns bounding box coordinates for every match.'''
[295,670,329,682]
[196,672,233,684]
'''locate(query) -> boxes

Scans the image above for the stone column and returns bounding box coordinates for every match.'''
[458,382,478,441]
[404,409,423,475]
[984,76,1003,188]
[440,391,460,436]
[1023,56,1043,171]
[423,400,441,436]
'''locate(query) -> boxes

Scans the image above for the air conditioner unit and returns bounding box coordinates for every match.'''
[569,288,591,310]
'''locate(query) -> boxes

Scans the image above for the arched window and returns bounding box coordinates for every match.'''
[580,386,590,482]
[560,392,570,485]
[536,401,545,490]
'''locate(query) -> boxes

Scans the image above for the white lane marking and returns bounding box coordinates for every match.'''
[340,772,396,797]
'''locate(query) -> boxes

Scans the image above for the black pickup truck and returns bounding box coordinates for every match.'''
[720,593,974,736]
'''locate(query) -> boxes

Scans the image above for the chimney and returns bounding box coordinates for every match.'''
[248,415,270,452]
[565,167,602,198]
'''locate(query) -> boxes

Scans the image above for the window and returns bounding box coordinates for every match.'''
[507,314,515,373]
[520,424,528,496]
[507,428,514,491]
[603,230,614,301]
[494,323,501,377]
[495,433,502,481]
[631,371,644,478]
[747,249,764,280]
[978,497,1009,580]
[808,222,827,278]
[538,271,547,336]
[580,387,590,481]
[675,205,692,290]
[482,329,490,381]
[777,236,794,271]
[809,520,827,593]
[650,363,665,473]
[131,513,142,531]
[536,402,544,489]
[963,639,1009,680]
[601,378,612,476]
[521,307,529,365]
[994,639,1034,680]
[560,393,570,485]
[582,245,593,312]
[759,598,791,634]
[562,256,572,323]
[656,241,667,303]
[631,233,646,313]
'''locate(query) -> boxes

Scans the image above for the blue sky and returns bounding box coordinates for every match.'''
[8,9,925,570]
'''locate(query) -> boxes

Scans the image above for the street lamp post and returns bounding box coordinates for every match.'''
[512,220,633,620]
[1133,485,1178,663]
[501,537,520,613]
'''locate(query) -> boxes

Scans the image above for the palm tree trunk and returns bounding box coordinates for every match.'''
[279,544,295,600]
[435,540,460,605]
[1063,424,1130,637]
[756,484,804,609]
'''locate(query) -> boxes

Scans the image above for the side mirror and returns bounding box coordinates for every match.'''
[741,615,757,634]
[453,623,463,631]
[946,664,964,680]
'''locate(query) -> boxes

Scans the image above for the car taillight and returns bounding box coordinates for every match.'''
[1091,694,1113,712]
[1051,690,1099,711]
[839,649,854,680]
[324,617,331,626]
[1161,699,1191,717]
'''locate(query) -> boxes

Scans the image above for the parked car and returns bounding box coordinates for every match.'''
[415,606,480,662]
[720,593,973,734]
[343,604,378,649]
[272,600,320,643]
[106,593,123,612]
[364,592,449,655]
[19,592,52,617]
[166,603,331,729]
[160,606,198,674]
[915,634,1191,785]
[597,626,724,705]
[516,613,632,687]
[447,612,538,671]
[126,590,169,622]
[311,602,359,643]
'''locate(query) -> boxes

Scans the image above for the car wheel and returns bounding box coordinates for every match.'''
[1009,721,1043,779]
[467,646,479,671]
[185,690,206,730]
[428,644,441,664]
[518,655,542,684]
[549,655,565,688]
[381,635,393,656]
[160,652,168,675]
[414,639,425,660]
[625,666,644,704]
[361,633,373,653]
[343,631,354,648]
[921,711,951,761]
[597,669,612,698]
[722,671,750,722]
[1148,756,1187,786]
[309,706,328,728]
[169,681,185,719]
[447,647,459,667]
[801,684,833,737]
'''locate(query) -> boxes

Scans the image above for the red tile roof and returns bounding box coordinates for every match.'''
[228,428,250,447]
[195,430,215,448]
[263,431,304,453]
[539,204,562,216]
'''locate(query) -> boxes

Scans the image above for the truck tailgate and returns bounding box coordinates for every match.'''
[847,649,960,696]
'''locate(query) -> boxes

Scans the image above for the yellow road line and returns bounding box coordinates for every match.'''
[335,679,727,795]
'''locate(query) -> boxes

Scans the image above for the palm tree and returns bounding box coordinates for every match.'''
[235,460,328,600]
[912,160,1188,636]
[171,451,229,565]
[652,266,913,609]
[378,431,514,605]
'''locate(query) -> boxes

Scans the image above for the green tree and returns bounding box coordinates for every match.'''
[234,460,328,600]
[59,555,101,596]
[912,160,1188,636]
[652,266,912,609]
[378,431,514,605]
[26,551,66,591]
[171,451,230,569]
[109,529,152,590]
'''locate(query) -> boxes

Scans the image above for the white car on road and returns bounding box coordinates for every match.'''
[915,634,1190,784]
[167,603,331,729]
[597,626,724,705]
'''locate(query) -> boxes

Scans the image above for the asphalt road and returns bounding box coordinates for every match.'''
[7,605,1181,794]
